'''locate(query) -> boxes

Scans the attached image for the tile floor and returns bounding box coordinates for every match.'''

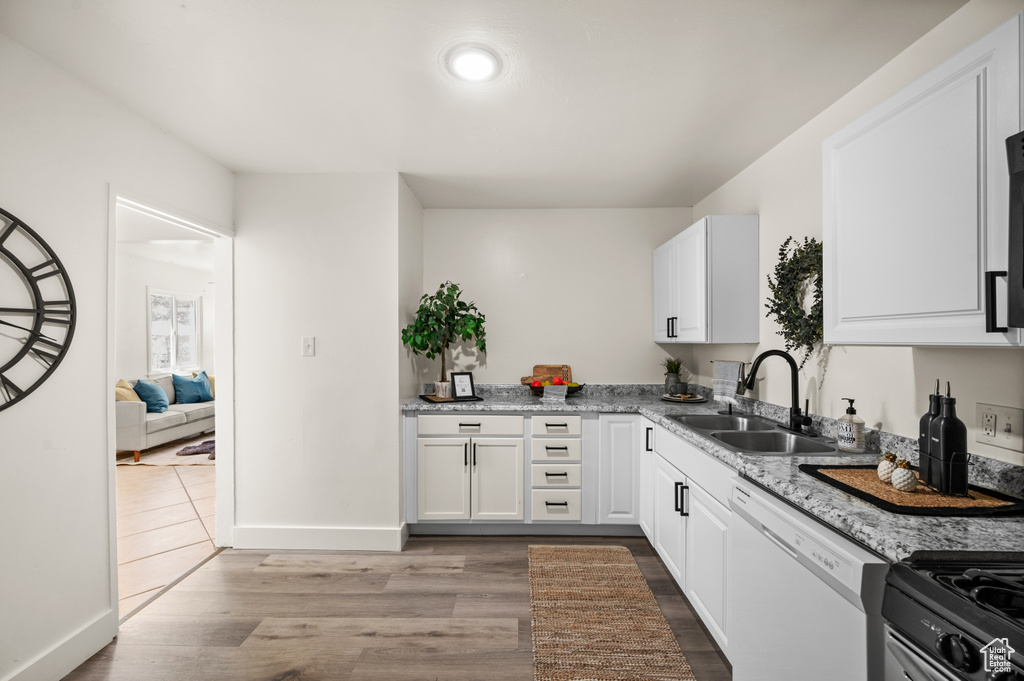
[116,438,217,618]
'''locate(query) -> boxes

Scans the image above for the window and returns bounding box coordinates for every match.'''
[148,289,201,374]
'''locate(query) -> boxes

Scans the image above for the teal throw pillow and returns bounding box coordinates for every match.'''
[134,379,169,413]
[173,372,214,404]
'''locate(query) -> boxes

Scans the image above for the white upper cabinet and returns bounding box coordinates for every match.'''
[652,215,760,344]
[823,14,1023,346]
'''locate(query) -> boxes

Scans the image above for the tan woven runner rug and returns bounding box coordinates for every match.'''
[529,545,696,681]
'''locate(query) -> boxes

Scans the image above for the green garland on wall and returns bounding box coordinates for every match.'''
[765,236,822,369]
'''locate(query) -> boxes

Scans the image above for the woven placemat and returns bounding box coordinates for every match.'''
[800,464,1024,516]
[529,545,695,681]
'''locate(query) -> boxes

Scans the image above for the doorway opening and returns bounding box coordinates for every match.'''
[109,194,233,618]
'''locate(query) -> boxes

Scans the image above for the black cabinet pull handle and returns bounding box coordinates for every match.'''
[544,471,569,477]
[459,422,481,428]
[464,442,468,467]
[545,446,569,451]
[546,423,569,428]
[986,271,1009,333]
[645,427,653,452]
[679,484,690,517]
[472,442,477,466]
[545,501,569,507]
[674,481,683,513]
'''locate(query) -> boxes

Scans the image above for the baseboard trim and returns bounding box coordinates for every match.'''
[4,609,117,681]
[408,523,645,536]
[231,525,407,551]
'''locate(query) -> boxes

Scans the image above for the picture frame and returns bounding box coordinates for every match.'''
[450,372,476,399]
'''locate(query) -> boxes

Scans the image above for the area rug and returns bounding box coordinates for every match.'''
[115,436,216,466]
[177,440,215,459]
[529,545,695,681]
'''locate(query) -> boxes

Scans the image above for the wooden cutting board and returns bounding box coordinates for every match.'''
[520,364,572,385]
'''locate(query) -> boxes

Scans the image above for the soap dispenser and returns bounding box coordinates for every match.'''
[837,398,865,453]
[918,379,942,488]
[928,382,969,496]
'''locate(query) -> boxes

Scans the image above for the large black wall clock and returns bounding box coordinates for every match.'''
[0,207,76,412]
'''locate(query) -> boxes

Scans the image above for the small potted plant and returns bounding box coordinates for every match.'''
[401,281,486,397]
[661,357,687,395]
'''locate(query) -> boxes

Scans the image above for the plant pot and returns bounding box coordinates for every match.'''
[433,380,453,399]
[665,373,680,394]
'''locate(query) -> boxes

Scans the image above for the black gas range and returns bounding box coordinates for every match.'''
[884,551,1024,681]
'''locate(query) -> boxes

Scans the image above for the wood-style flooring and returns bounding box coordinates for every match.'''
[115,441,217,617]
[66,536,731,680]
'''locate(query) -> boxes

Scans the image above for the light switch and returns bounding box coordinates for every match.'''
[302,337,315,357]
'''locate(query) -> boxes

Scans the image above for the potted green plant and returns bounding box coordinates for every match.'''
[661,357,686,395]
[401,281,487,397]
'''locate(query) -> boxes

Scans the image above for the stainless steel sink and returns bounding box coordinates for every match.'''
[711,430,837,455]
[667,414,777,432]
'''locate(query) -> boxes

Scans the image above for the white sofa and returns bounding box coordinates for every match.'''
[116,374,215,461]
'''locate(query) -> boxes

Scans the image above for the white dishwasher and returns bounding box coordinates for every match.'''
[729,479,890,681]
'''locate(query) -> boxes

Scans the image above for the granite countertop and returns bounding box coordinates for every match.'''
[402,386,1024,562]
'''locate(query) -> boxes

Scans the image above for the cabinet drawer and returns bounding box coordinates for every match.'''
[418,414,523,436]
[532,415,582,436]
[531,463,582,488]
[532,489,583,521]
[531,438,582,461]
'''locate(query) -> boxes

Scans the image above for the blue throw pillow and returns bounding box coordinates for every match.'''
[173,372,214,404]
[134,379,169,413]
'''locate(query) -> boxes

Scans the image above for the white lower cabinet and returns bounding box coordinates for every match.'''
[684,481,731,651]
[417,438,471,520]
[417,437,524,521]
[653,453,688,583]
[652,427,735,657]
[598,413,641,524]
[638,418,656,541]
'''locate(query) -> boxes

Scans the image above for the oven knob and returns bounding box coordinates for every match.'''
[936,633,978,672]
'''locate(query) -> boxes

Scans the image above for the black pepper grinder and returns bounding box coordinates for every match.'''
[928,382,969,495]
[918,379,942,488]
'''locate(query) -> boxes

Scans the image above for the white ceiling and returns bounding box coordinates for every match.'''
[0,0,968,208]
[116,203,215,273]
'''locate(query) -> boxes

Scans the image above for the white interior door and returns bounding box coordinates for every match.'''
[471,438,524,520]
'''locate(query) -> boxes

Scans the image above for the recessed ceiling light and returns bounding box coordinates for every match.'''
[443,43,503,83]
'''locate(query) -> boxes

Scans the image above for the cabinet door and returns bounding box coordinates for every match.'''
[598,414,640,524]
[638,421,655,540]
[653,454,687,584]
[673,220,709,343]
[685,481,731,653]
[418,438,470,520]
[653,238,676,342]
[823,16,1022,346]
[471,438,524,520]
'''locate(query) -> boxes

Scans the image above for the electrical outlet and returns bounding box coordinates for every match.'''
[975,403,1024,453]
[982,412,997,437]
[302,337,315,357]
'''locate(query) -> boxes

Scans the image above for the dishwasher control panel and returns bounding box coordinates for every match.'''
[732,481,869,593]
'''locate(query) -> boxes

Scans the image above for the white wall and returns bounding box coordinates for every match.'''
[398,176,425,401]
[114,246,216,381]
[421,208,693,385]
[690,0,1024,464]
[232,172,404,551]
[0,34,232,681]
